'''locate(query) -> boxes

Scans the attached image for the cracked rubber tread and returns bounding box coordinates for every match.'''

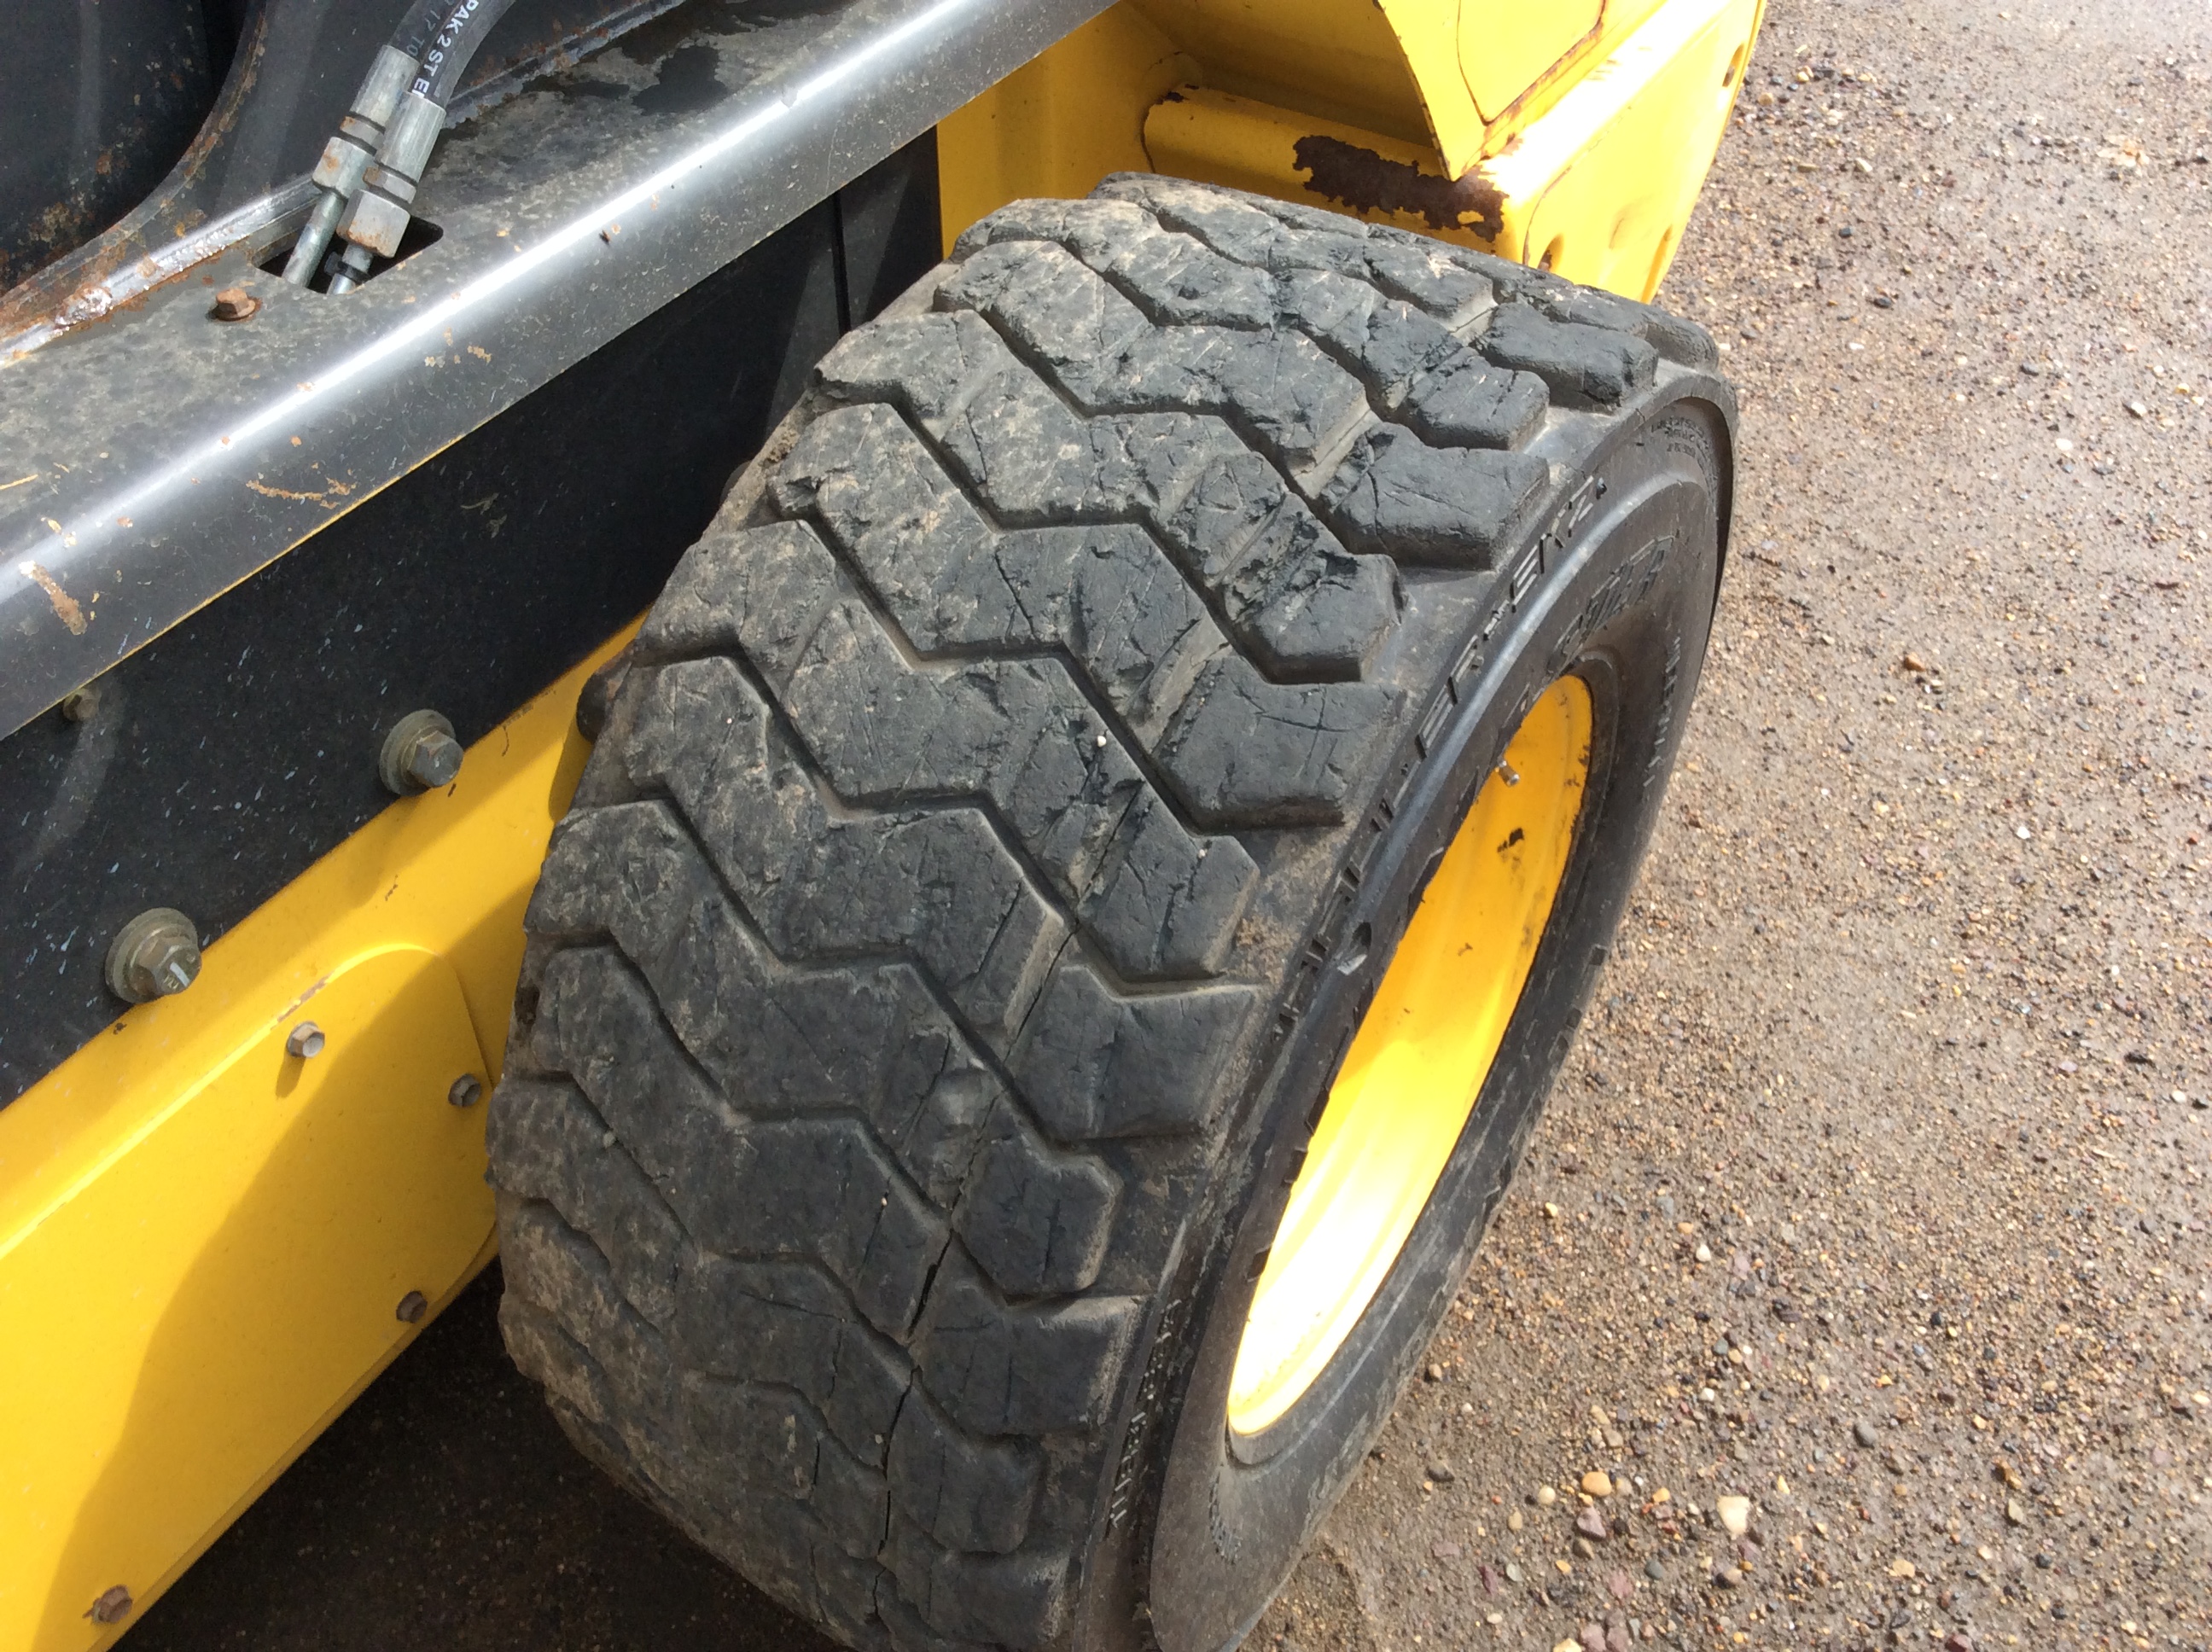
[491,172,1718,1652]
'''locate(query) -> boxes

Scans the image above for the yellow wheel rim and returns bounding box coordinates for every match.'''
[1226,676,1592,1436]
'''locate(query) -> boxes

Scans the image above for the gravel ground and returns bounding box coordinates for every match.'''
[131,0,2212,1647]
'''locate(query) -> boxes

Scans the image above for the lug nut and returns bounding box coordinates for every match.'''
[379,709,463,795]
[211,286,259,322]
[395,1290,428,1323]
[105,909,202,1003]
[447,1073,483,1108]
[286,1021,327,1058]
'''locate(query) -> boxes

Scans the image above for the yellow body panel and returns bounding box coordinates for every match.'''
[1229,678,1591,1434]
[0,631,629,1651]
[937,0,1761,301]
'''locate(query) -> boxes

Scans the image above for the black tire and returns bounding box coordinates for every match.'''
[488,173,1735,1652]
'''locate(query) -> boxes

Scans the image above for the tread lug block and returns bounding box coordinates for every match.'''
[936,241,1150,400]
[913,1256,1138,1437]
[1082,219,1278,329]
[813,310,1020,427]
[1009,958,1258,1140]
[1399,351,1550,450]
[1095,172,1369,276]
[487,1081,684,1329]
[636,520,843,691]
[1077,789,1257,980]
[679,1376,889,1558]
[1477,301,1661,410]
[1359,236,1499,324]
[952,1102,1121,1297]
[1319,424,1551,565]
[888,1387,1043,1553]
[674,1254,911,1464]
[883,1515,1070,1649]
[1155,656,1396,825]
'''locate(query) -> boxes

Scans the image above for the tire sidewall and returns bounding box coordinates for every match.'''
[1115,395,1731,1652]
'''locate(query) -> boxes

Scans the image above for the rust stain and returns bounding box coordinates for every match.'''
[20,561,88,634]
[1292,135,1505,238]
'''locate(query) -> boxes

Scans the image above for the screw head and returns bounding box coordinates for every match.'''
[211,286,259,322]
[447,1073,483,1108]
[378,709,463,795]
[105,909,202,1003]
[395,1289,428,1323]
[286,1021,327,1058]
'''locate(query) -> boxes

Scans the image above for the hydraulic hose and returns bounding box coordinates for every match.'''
[328,0,526,293]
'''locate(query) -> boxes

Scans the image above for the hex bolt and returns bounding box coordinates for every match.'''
[448,1073,483,1108]
[378,709,463,795]
[395,1290,428,1323]
[210,286,259,322]
[104,909,202,1004]
[285,1021,327,1058]
[59,684,101,723]
[84,1585,134,1626]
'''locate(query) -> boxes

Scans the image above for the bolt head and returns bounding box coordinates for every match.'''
[211,286,259,322]
[379,710,463,795]
[448,1073,483,1108]
[286,1021,327,1058]
[84,1585,134,1626]
[59,684,101,723]
[105,909,202,1003]
[405,728,463,789]
[395,1289,428,1323]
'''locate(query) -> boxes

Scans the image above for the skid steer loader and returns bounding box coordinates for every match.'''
[0,0,1756,1645]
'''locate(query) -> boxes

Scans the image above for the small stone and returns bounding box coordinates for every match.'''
[1428,1461,1455,1484]
[1885,1450,1911,1477]
[1551,1641,1583,1652]
[1713,1564,1742,1590]
[1645,1558,1668,1583]
[1889,1558,1917,1579]
[1715,1495,1752,1538]
[1574,1537,1598,1560]
[2005,1498,2029,1527]
[1538,1486,1558,1507]
[1694,1242,1714,1263]
[1902,651,1930,672]
[1582,1470,1615,1498]
[1606,1569,1633,1604]
[1576,1506,1611,1540]
[1425,1363,1445,1382]
[2127,399,2150,418]
[1580,1622,1607,1652]
[1508,1510,1525,1532]
[1432,1540,1462,1560]
[1854,1421,1881,1448]
[1505,1561,1526,1584]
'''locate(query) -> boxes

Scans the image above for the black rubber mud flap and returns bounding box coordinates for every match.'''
[488,173,1735,1652]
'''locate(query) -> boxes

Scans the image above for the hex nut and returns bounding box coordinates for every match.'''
[211,287,259,322]
[395,1290,428,1323]
[105,909,202,1004]
[58,684,101,723]
[379,710,463,795]
[85,1585,134,1625]
[286,1021,327,1058]
[448,1073,484,1108]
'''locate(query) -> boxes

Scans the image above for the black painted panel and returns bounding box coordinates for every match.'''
[0,132,938,1104]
